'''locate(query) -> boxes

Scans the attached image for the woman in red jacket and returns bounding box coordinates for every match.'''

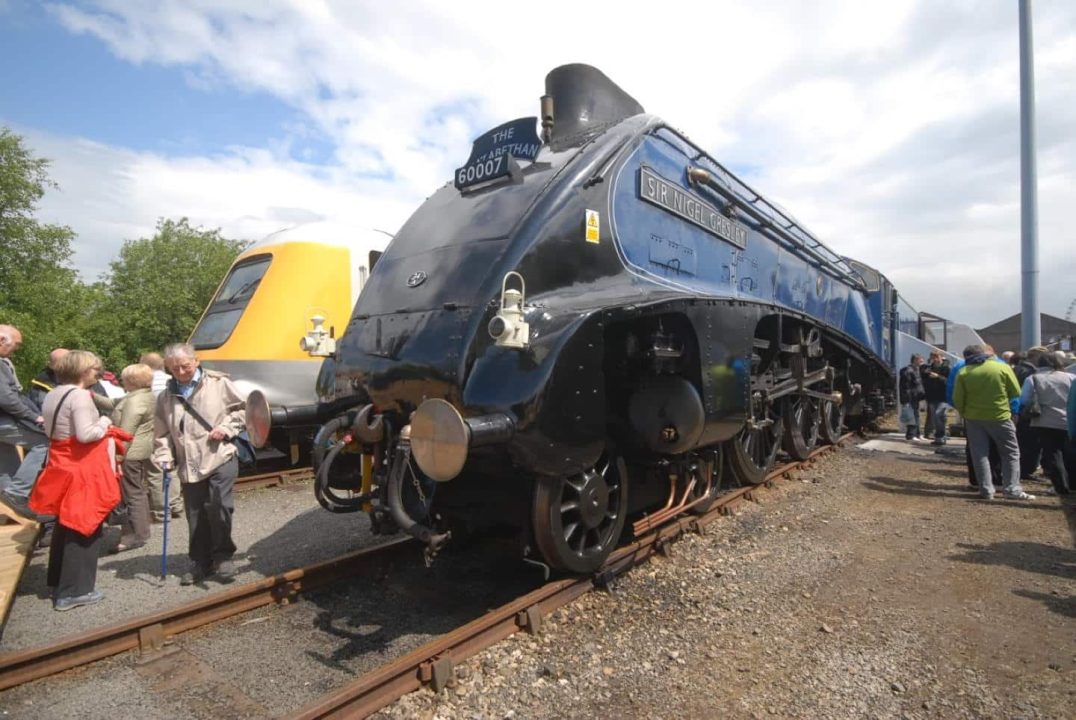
[29,350,132,611]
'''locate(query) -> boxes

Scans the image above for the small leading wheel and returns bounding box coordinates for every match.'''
[726,401,783,486]
[782,395,820,460]
[688,446,726,515]
[819,398,845,445]
[532,451,629,574]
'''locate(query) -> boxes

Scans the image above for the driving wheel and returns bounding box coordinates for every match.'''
[782,395,820,460]
[726,399,783,486]
[819,398,845,445]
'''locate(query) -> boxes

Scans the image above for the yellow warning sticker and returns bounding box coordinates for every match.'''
[585,209,600,244]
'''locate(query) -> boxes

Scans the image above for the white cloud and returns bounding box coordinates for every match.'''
[26,0,1076,328]
[22,128,420,281]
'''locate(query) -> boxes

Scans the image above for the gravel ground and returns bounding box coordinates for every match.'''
[2,478,388,650]
[376,433,1075,720]
[2,430,1074,719]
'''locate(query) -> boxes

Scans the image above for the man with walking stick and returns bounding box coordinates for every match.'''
[153,343,246,585]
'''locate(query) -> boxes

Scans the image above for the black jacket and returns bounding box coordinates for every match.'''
[1013,360,1038,386]
[899,364,925,403]
[25,368,58,413]
[920,362,950,403]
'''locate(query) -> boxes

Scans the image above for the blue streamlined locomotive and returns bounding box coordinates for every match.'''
[247,65,957,573]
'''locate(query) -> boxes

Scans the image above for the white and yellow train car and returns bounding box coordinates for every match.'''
[190,223,388,457]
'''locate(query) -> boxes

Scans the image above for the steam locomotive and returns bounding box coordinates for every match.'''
[246,65,957,572]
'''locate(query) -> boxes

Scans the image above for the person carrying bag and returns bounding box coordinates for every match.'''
[152,343,246,586]
[29,351,133,611]
[1018,354,1074,495]
[174,396,256,468]
[899,354,926,440]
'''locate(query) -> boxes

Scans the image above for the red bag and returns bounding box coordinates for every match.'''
[29,425,132,536]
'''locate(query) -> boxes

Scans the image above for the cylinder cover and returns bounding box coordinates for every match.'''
[628,376,706,455]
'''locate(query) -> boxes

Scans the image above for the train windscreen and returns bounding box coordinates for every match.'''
[190,254,272,349]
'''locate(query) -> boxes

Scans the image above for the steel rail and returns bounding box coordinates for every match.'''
[291,434,854,719]
[0,537,414,691]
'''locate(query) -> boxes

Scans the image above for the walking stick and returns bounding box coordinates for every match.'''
[160,469,171,581]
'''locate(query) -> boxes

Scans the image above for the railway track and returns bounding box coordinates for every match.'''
[290,434,854,718]
[0,537,415,691]
[0,435,852,707]
[236,466,313,491]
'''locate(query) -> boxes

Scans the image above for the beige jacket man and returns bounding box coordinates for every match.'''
[152,369,246,483]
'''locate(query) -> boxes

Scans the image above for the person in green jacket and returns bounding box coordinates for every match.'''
[953,344,1035,500]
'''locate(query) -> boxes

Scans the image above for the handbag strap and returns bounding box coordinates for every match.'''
[40,387,78,468]
[49,388,79,437]
[174,394,217,433]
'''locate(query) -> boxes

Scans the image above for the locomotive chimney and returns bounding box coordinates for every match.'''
[543,64,644,148]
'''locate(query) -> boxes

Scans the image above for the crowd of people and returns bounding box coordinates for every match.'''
[0,324,246,612]
[900,344,1076,500]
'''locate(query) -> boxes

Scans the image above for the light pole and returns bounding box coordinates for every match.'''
[1019,0,1041,348]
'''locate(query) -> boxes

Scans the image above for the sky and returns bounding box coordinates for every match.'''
[1,0,1074,331]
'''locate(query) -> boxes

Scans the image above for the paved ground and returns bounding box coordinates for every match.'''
[1,478,387,650]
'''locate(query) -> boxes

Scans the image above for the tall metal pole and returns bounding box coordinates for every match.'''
[1019,0,1040,348]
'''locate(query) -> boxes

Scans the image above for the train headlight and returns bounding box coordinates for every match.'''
[301,315,336,357]
[489,272,530,349]
[487,315,508,339]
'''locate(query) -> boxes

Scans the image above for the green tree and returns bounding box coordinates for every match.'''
[91,218,247,366]
[1,129,247,378]
[0,127,83,383]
